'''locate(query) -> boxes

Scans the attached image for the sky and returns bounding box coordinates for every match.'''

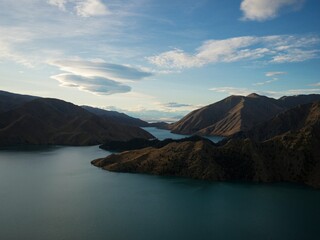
[0,0,319,121]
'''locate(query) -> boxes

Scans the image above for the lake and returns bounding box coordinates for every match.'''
[142,127,225,142]
[0,129,319,240]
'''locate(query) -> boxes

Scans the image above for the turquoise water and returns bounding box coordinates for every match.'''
[0,146,319,240]
[142,127,224,143]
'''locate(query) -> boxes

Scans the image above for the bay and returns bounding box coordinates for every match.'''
[142,127,224,142]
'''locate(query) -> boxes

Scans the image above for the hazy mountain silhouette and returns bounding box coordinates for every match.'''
[82,105,148,127]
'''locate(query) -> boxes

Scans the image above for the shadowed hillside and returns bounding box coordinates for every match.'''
[169,93,320,136]
[0,98,153,146]
[0,90,38,113]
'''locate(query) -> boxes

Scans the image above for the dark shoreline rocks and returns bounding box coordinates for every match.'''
[99,135,214,152]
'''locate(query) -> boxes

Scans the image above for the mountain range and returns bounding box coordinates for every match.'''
[92,95,320,188]
[169,93,320,136]
[0,90,152,146]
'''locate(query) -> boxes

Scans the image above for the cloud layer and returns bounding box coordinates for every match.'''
[52,73,131,95]
[50,59,152,82]
[240,0,305,21]
[50,59,152,95]
[148,35,319,69]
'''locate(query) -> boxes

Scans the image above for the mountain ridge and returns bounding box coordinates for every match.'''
[169,93,320,136]
[0,96,153,146]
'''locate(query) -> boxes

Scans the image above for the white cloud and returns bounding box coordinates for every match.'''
[148,35,320,69]
[48,0,67,11]
[254,78,279,86]
[272,49,319,63]
[49,59,152,82]
[48,0,110,17]
[51,73,131,95]
[240,0,305,21]
[76,0,110,17]
[209,87,254,96]
[265,71,287,77]
[153,102,199,113]
[162,102,192,108]
[49,58,152,95]
[254,71,287,85]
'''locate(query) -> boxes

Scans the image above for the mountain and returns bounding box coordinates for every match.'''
[0,97,153,146]
[0,90,38,113]
[92,101,320,188]
[233,101,320,142]
[169,93,320,136]
[82,105,148,127]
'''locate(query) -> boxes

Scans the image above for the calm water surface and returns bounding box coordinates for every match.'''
[142,127,224,143]
[0,129,319,240]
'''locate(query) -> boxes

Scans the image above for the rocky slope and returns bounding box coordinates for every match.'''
[92,102,320,188]
[233,101,320,141]
[0,97,153,146]
[169,93,320,136]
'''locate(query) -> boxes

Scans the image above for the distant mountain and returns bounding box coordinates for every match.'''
[92,101,320,188]
[169,93,320,136]
[0,97,153,146]
[82,105,148,127]
[0,90,38,113]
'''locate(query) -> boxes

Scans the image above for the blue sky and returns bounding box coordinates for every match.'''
[0,0,319,121]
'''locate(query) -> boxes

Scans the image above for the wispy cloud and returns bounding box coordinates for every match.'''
[51,73,131,95]
[48,0,110,17]
[265,71,287,77]
[309,82,320,87]
[253,78,279,86]
[209,86,320,98]
[48,0,67,11]
[162,102,193,108]
[148,35,319,69]
[154,102,199,113]
[254,71,287,85]
[209,87,254,96]
[76,0,110,17]
[240,0,305,21]
[0,0,142,67]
